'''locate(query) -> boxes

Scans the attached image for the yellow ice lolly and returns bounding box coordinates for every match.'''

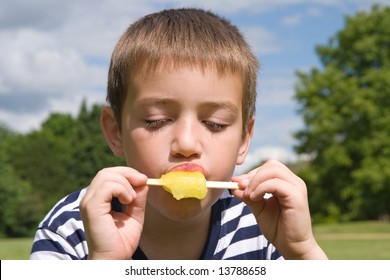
[147,171,239,200]
[148,171,207,200]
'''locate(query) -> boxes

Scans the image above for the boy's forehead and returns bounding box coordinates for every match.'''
[132,60,244,84]
[128,63,244,104]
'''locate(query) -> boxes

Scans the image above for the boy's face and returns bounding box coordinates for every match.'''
[103,65,253,221]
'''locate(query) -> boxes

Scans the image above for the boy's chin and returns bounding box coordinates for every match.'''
[149,193,212,221]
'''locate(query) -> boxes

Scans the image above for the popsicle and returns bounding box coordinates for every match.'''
[147,170,238,200]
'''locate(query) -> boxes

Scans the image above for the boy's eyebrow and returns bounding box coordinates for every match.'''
[201,101,240,114]
[133,97,178,108]
[134,97,240,113]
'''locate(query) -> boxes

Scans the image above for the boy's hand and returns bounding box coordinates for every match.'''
[79,167,149,260]
[232,160,327,259]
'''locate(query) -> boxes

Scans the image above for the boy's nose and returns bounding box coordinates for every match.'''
[171,118,202,158]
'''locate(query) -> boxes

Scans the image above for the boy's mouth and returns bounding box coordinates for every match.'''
[169,163,205,174]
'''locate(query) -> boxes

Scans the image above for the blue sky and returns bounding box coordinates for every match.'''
[0,0,387,173]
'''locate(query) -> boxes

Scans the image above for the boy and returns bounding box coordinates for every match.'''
[30,8,327,260]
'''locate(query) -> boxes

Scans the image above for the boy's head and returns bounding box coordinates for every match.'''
[106,8,259,134]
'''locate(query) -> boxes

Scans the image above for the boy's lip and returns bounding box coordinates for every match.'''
[169,163,205,174]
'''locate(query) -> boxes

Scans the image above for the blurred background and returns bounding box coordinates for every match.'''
[0,0,389,259]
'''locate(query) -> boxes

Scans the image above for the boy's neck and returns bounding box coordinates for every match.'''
[139,203,212,260]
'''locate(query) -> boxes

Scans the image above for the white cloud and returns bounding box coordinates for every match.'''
[281,6,324,27]
[307,7,322,17]
[176,0,352,15]
[0,109,49,133]
[347,0,390,11]
[0,0,377,136]
[0,1,159,128]
[234,145,298,175]
[282,14,303,27]
[242,26,282,55]
[250,111,304,162]
[258,75,296,106]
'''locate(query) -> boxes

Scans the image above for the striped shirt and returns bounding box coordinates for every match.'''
[30,188,282,260]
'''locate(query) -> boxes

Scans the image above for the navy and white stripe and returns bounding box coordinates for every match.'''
[208,194,281,260]
[30,189,88,260]
[30,189,282,260]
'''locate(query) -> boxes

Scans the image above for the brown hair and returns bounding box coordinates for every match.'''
[107,8,259,133]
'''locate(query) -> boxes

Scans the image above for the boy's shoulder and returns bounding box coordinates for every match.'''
[30,188,88,259]
[38,188,86,230]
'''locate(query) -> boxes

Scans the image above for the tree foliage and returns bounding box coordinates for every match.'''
[0,125,42,237]
[294,5,390,222]
[0,102,125,237]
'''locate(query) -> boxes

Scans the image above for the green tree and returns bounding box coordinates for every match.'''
[8,117,77,212]
[7,102,125,225]
[0,125,42,237]
[3,101,127,237]
[70,101,125,188]
[294,5,390,222]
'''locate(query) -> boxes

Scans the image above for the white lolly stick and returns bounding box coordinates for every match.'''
[146,178,163,186]
[206,181,238,189]
[146,178,238,190]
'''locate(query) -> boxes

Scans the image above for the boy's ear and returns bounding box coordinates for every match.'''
[100,106,124,157]
[236,117,255,165]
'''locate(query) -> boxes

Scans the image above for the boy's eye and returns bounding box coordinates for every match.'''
[202,120,227,132]
[144,119,228,132]
[145,119,171,129]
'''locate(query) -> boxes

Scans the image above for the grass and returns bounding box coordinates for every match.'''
[0,237,34,260]
[1,221,389,259]
[313,221,390,259]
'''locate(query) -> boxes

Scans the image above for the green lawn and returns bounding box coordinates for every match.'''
[1,221,389,259]
[313,221,390,259]
[0,237,33,260]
